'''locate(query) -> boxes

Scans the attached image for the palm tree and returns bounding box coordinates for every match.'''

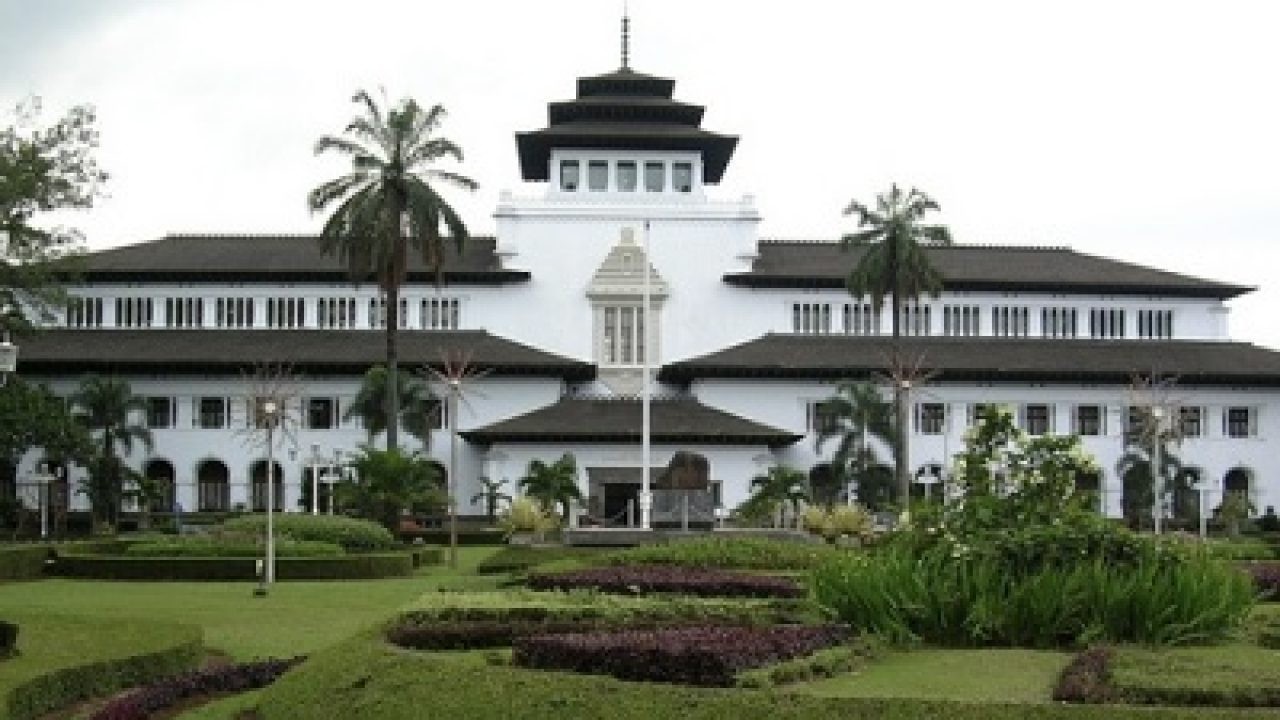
[70,375,152,532]
[343,365,438,447]
[843,184,952,502]
[815,381,898,506]
[309,89,477,452]
[519,453,583,522]
[741,465,809,528]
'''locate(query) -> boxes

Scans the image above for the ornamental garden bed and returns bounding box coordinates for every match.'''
[1054,642,1280,708]
[87,655,303,720]
[526,565,804,598]
[511,624,850,687]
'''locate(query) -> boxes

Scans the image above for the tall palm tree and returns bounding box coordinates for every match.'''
[343,365,438,448]
[815,381,898,505]
[309,89,477,451]
[519,453,583,522]
[70,375,152,531]
[843,184,952,503]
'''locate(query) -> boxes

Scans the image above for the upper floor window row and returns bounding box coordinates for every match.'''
[559,159,694,194]
[1138,309,1174,340]
[60,295,463,330]
[791,302,880,335]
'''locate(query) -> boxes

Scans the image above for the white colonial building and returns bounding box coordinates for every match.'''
[10,55,1280,531]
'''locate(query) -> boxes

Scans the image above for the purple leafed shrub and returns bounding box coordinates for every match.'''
[1245,562,1280,597]
[1052,646,1116,704]
[89,656,304,720]
[512,624,848,686]
[526,565,804,598]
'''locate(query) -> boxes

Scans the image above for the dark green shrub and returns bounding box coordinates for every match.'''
[0,545,50,580]
[0,620,18,657]
[220,514,395,552]
[1259,507,1280,533]
[123,536,344,558]
[404,529,506,546]
[50,552,413,580]
[604,536,839,571]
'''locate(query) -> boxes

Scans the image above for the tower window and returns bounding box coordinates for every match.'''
[560,160,579,191]
[617,162,637,192]
[588,161,608,191]
[644,162,665,192]
[673,163,693,193]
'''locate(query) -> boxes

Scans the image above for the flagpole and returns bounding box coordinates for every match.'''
[640,219,652,531]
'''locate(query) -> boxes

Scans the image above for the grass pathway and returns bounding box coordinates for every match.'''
[0,546,501,661]
[792,648,1073,704]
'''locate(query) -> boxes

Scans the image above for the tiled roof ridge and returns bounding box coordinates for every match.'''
[757,238,1072,252]
[562,393,694,403]
[160,232,497,240]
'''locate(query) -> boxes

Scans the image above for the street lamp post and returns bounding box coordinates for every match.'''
[1152,406,1165,535]
[255,399,279,597]
[34,464,56,540]
[308,443,323,515]
[1194,477,1209,540]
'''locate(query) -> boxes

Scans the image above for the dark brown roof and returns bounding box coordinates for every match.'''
[725,242,1252,299]
[78,235,529,284]
[17,329,593,380]
[517,67,738,184]
[461,396,800,447]
[660,334,1280,386]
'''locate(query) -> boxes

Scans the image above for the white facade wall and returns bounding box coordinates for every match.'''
[695,377,1280,515]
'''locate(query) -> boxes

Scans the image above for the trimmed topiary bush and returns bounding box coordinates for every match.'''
[0,620,18,658]
[0,546,49,580]
[220,514,396,552]
[512,625,849,687]
[123,536,344,558]
[603,536,839,571]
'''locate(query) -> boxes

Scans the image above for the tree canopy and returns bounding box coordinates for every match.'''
[1,98,105,332]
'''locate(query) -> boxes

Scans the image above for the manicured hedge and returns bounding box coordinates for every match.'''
[403,529,507,546]
[512,625,849,687]
[527,565,804,598]
[50,552,414,581]
[221,515,396,552]
[4,623,202,720]
[605,536,841,571]
[0,621,17,658]
[0,546,49,581]
[409,546,443,568]
[123,537,344,558]
[88,656,303,720]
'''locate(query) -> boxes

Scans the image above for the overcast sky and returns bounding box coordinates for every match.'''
[3,0,1277,349]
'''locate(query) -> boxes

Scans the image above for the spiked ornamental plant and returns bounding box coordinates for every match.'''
[842,184,952,502]
[308,89,477,451]
[814,381,897,507]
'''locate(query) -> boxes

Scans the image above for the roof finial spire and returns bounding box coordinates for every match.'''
[621,2,631,70]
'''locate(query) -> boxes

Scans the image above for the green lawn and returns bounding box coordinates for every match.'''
[0,546,501,660]
[792,648,1073,703]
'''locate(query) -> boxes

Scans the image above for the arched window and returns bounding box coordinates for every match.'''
[197,460,230,512]
[250,460,286,512]
[144,459,176,513]
[1074,470,1101,511]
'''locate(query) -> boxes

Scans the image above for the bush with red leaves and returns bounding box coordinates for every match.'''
[512,624,848,687]
[526,565,804,598]
[89,656,304,720]
[1052,646,1116,704]
[1245,562,1280,597]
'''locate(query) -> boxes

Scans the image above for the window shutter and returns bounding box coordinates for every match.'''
[1250,407,1259,437]
[192,397,198,428]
